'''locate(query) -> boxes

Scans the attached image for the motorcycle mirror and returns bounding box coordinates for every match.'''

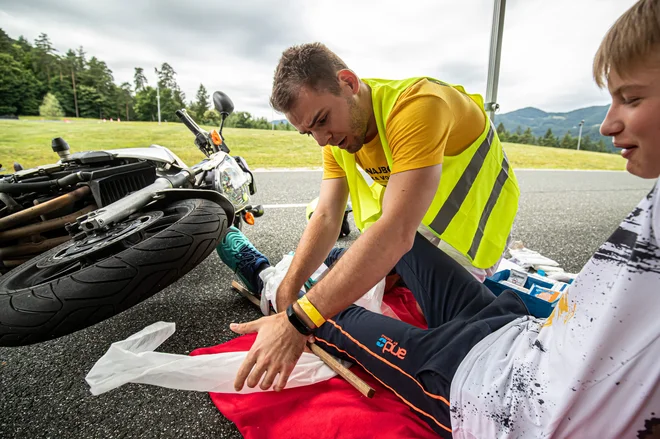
[213,91,234,116]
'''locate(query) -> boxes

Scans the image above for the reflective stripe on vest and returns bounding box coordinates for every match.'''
[331,77,519,268]
[429,126,495,235]
[467,148,511,260]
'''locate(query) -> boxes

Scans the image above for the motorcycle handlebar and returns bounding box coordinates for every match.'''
[175,109,204,137]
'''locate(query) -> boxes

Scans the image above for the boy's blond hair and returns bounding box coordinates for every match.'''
[593,0,660,88]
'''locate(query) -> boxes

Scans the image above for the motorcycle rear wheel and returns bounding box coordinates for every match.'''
[0,198,227,346]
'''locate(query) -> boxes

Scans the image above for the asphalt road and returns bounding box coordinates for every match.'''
[0,170,654,439]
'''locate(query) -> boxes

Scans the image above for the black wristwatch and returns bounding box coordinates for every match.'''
[286,303,312,336]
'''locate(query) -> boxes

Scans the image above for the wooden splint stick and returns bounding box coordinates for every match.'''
[231,280,375,398]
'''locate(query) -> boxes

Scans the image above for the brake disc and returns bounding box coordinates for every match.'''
[37,211,164,268]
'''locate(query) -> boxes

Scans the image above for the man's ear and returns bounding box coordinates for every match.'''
[337,69,360,95]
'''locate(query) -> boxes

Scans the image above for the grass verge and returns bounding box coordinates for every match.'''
[0,118,626,171]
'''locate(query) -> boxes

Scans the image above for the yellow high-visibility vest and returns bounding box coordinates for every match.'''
[331,77,519,269]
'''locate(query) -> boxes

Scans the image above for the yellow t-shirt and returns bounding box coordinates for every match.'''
[322,79,486,186]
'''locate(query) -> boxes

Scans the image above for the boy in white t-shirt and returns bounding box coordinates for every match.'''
[451,0,660,437]
[220,1,659,437]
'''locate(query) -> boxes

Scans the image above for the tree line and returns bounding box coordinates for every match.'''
[0,29,619,146]
[0,29,294,130]
[496,123,610,153]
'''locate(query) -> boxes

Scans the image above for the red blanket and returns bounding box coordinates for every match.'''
[190,287,438,439]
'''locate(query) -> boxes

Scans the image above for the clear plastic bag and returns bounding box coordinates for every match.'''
[85,321,339,396]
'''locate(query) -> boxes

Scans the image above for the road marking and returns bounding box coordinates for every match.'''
[253,168,323,173]
[515,168,626,172]
[262,203,308,208]
[253,168,627,173]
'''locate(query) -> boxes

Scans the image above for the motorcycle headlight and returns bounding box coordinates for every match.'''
[212,155,251,210]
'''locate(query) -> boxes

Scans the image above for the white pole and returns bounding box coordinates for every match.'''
[155,67,162,124]
[485,0,507,122]
[156,84,161,125]
[577,120,584,150]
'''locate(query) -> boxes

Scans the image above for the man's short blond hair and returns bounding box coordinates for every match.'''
[593,0,660,88]
[270,43,349,113]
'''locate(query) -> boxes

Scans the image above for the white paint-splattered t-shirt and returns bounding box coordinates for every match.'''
[450,178,660,438]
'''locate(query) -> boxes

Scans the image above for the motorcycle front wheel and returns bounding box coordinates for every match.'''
[0,198,227,346]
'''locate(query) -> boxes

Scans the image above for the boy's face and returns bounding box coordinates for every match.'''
[600,55,660,179]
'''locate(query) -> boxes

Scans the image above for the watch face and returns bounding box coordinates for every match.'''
[287,304,311,335]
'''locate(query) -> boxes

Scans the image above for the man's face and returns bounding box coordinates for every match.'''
[601,55,660,179]
[286,85,369,154]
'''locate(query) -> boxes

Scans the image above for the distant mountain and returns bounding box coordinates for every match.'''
[495,104,612,150]
[271,118,290,125]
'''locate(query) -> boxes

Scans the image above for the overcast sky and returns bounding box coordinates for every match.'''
[0,0,637,120]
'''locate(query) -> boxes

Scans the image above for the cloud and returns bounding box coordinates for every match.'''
[0,0,638,118]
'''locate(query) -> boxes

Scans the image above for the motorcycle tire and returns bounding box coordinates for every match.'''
[0,198,227,346]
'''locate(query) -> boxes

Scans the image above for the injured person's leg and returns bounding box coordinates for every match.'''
[217,226,348,297]
[216,226,271,294]
[217,227,529,438]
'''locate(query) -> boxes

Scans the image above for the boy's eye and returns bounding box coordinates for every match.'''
[622,97,641,105]
[318,115,327,125]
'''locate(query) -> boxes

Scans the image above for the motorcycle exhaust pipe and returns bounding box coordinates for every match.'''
[78,178,173,231]
[0,186,91,232]
[0,205,97,244]
[77,169,196,232]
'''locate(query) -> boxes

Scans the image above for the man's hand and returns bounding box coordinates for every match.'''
[230,313,313,392]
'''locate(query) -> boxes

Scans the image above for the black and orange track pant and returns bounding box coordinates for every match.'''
[315,234,529,437]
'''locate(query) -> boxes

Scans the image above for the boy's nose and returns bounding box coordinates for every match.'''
[600,107,624,137]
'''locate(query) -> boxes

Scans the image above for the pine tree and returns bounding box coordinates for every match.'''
[541,128,558,147]
[560,132,575,149]
[134,67,147,92]
[496,122,509,142]
[119,82,133,120]
[190,83,209,121]
[34,33,56,83]
[508,126,522,144]
[579,134,594,151]
[156,63,177,89]
[520,127,535,145]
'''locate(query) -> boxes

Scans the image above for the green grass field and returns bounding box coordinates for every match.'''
[0,117,626,171]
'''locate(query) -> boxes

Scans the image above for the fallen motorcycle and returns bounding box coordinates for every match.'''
[0,91,263,346]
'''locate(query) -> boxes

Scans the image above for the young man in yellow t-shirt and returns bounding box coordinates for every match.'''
[319,77,498,280]
[216,44,521,432]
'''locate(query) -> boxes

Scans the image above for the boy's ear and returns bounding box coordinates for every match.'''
[337,69,360,95]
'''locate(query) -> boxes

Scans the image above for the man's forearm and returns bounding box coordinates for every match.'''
[304,216,413,321]
[276,210,343,310]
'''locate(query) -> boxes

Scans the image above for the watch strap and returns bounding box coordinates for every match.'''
[286,303,312,336]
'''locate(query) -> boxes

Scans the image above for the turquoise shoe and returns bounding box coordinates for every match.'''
[217,227,270,294]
